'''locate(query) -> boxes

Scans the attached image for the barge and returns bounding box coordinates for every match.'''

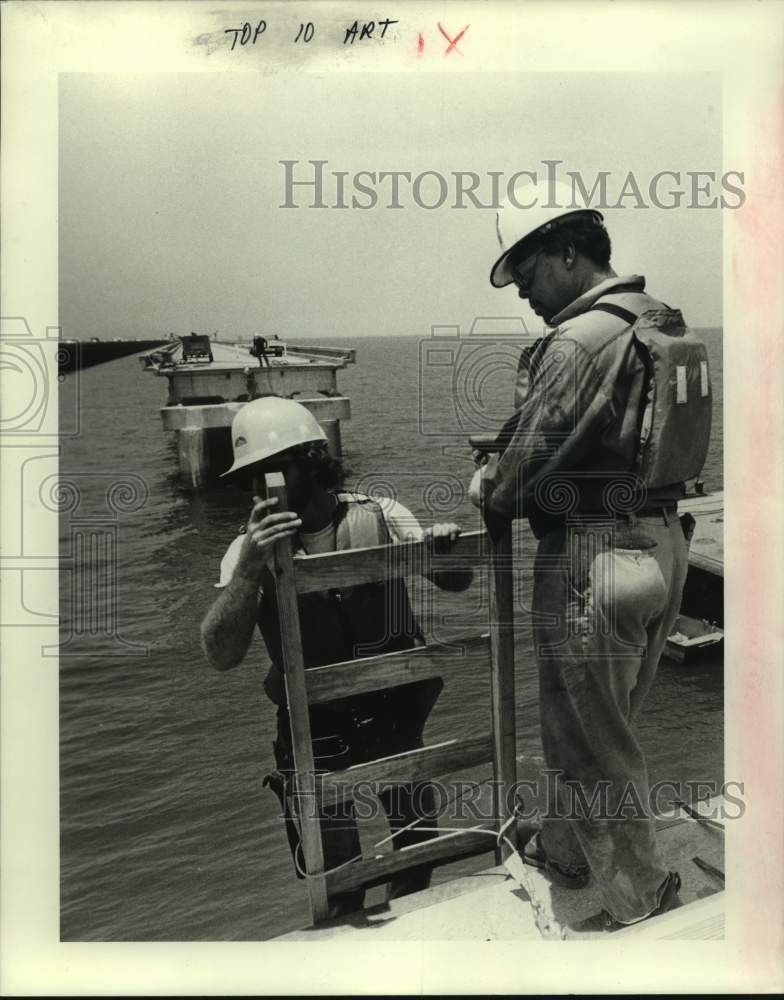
[677,490,724,625]
[141,333,356,488]
[663,490,724,663]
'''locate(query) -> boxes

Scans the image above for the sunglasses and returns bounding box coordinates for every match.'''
[258,456,297,475]
[513,250,544,295]
[246,454,299,488]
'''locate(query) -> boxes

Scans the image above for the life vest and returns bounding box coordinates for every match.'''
[257,492,424,706]
[591,301,712,490]
[512,337,549,410]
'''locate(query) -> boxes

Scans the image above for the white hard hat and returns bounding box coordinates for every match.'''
[490,178,605,288]
[221,396,327,476]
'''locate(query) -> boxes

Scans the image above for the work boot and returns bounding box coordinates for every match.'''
[326,890,366,920]
[572,870,682,933]
[522,831,590,890]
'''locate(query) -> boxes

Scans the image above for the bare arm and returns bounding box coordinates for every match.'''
[200,497,301,671]
[201,570,263,671]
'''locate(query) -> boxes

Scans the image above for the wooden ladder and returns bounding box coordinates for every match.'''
[265,470,517,924]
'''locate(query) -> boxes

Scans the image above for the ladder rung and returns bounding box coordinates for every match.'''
[305,634,489,704]
[326,828,493,896]
[318,734,494,806]
[293,531,487,594]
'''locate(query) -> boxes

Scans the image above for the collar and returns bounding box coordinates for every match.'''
[550,275,646,327]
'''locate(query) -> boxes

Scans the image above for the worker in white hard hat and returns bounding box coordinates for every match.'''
[472,177,712,931]
[201,396,473,919]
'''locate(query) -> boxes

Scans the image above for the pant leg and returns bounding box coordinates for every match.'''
[352,682,442,901]
[378,774,440,900]
[269,706,366,916]
[533,517,684,923]
[630,515,692,723]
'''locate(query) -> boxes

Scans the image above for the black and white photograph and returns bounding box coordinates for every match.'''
[2,1,783,994]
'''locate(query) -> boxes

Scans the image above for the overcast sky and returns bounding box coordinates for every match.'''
[60,71,723,340]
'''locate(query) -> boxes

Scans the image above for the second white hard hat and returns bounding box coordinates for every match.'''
[490,178,605,288]
[221,396,327,476]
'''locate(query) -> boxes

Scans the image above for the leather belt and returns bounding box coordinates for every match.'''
[573,504,679,519]
[634,504,679,517]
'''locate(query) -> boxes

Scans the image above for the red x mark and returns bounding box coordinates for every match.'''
[437,21,469,55]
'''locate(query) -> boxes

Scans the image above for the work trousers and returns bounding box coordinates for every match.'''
[266,680,442,919]
[532,511,691,923]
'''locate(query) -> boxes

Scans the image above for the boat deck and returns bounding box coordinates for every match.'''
[680,491,724,577]
[142,339,356,373]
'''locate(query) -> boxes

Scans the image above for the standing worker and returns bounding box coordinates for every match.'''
[252,335,270,367]
[473,179,711,931]
[201,397,472,919]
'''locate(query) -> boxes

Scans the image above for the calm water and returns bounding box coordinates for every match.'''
[59,331,723,940]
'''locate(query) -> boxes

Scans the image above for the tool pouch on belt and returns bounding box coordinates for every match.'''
[679,512,696,544]
[262,764,307,879]
[263,728,354,879]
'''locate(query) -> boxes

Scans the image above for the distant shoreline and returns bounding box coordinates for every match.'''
[75,327,723,343]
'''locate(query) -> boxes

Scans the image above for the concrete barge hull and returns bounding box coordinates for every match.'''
[141,339,357,488]
[159,363,342,407]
